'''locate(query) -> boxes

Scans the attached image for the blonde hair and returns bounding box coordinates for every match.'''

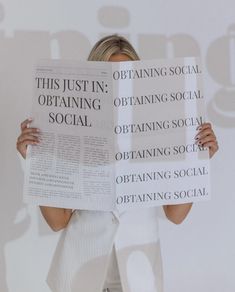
[88,34,140,61]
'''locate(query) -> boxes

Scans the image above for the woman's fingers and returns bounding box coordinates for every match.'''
[17,118,41,159]
[195,129,216,141]
[16,136,40,159]
[196,122,211,131]
[196,134,216,146]
[20,118,33,131]
[17,139,39,149]
[17,133,40,144]
[195,122,218,158]
[20,127,41,139]
[195,122,215,142]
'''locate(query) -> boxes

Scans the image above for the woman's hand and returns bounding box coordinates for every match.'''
[164,122,218,224]
[16,118,41,159]
[16,119,72,231]
[195,122,218,158]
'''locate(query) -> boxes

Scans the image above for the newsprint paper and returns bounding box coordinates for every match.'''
[23,58,210,211]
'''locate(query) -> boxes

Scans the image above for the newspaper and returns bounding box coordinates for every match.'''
[23,57,210,211]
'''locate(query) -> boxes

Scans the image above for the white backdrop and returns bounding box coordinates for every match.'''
[0,1,235,291]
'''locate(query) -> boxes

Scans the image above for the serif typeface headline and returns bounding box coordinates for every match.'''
[35,77,108,127]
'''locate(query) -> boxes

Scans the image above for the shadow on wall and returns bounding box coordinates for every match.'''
[0,3,234,291]
[0,27,91,292]
[0,180,30,292]
[0,2,4,22]
[138,27,235,128]
[98,6,235,128]
[206,24,235,128]
[0,4,30,292]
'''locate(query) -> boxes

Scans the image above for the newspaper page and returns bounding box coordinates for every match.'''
[23,57,210,211]
[113,57,210,211]
[23,60,115,211]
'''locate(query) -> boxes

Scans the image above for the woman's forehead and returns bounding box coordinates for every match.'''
[109,53,132,62]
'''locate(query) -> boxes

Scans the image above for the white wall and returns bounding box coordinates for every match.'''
[0,0,235,291]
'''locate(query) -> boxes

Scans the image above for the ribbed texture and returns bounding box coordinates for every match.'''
[47,211,118,292]
[47,208,164,292]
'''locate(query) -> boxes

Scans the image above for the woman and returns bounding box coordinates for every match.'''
[17,35,218,292]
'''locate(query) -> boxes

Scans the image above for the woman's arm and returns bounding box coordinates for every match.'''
[163,203,192,224]
[17,118,73,232]
[163,123,218,224]
[39,207,73,231]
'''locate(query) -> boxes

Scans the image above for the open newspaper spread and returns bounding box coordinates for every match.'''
[23,58,210,211]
